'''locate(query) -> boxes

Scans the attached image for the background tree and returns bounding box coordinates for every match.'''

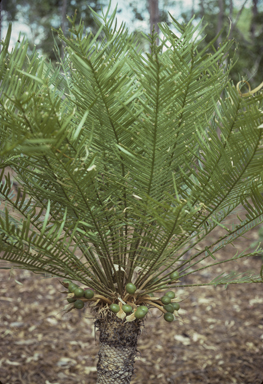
[126,0,177,50]
[0,0,2,52]
[149,0,160,44]
[1,0,105,61]
[1,5,263,383]
[217,0,224,47]
[181,0,263,89]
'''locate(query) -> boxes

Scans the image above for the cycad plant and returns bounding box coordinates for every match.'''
[1,5,263,384]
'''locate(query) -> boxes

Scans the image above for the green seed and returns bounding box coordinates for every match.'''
[63,279,71,284]
[138,305,148,314]
[165,291,175,299]
[135,309,146,319]
[68,283,78,292]
[163,304,174,313]
[170,271,179,281]
[74,288,84,298]
[67,297,76,303]
[147,293,154,297]
[161,296,171,305]
[84,289,94,299]
[122,304,133,313]
[74,300,84,309]
[172,302,180,311]
[126,283,137,294]
[110,304,120,313]
[164,312,174,322]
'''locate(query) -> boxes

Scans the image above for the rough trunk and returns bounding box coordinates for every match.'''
[95,311,142,384]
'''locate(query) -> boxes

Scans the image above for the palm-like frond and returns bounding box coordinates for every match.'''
[0,6,263,300]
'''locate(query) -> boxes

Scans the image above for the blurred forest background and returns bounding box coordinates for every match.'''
[0,0,263,88]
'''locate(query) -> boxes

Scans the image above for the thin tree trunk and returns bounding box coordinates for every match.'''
[61,0,67,35]
[229,0,233,39]
[0,0,2,53]
[61,0,67,59]
[229,0,233,20]
[217,0,224,48]
[200,0,205,18]
[191,0,195,18]
[95,312,141,383]
[149,0,159,46]
[230,0,249,40]
[251,0,258,40]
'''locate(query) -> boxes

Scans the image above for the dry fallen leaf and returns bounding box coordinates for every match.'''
[84,366,97,374]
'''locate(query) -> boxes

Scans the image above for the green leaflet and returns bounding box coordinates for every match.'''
[205,247,216,260]
[0,4,263,297]
[210,270,262,287]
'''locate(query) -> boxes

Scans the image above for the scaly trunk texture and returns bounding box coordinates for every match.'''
[95,311,142,384]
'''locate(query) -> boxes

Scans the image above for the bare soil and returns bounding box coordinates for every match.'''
[0,204,263,383]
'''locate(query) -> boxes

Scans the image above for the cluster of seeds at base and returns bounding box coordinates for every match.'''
[109,283,149,320]
[110,302,149,319]
[108,277,181,323]
[64,280,94,309]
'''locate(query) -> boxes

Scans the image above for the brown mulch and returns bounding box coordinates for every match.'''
[0,173,263,384]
